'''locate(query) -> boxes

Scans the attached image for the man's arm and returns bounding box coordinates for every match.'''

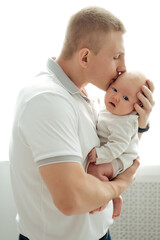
[39,159,139,216]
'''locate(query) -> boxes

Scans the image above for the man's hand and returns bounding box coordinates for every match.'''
[110,158,140,196]
[87,158,140,215]
[87,161,122,216]
[89,203,108,214]
[135,80,155,129]
[89,196,123,217]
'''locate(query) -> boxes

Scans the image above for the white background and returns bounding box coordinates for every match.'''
[0,0,159,165]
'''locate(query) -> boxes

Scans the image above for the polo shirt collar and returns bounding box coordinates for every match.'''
[47,57,89,100]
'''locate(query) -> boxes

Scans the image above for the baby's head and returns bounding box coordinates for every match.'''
[104,71,147,115]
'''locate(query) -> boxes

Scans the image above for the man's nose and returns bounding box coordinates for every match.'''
[117,57,126,74]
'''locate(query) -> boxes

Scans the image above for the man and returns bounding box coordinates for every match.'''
[10,7,154,240]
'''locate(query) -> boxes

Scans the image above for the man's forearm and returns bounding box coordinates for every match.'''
[40,162,117,215]
[70,172,116,215]
[39,160,139,216]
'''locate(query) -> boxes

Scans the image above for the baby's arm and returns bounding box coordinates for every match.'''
[88,148,123,179]
[96,116,138,168]
[90,117,138,179]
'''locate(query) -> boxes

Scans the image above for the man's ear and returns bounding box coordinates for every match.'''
[78,48,92,68]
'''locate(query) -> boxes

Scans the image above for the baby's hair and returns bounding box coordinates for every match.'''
[125,71,148,107]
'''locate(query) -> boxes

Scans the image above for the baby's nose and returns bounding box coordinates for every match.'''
[113,93,120,102]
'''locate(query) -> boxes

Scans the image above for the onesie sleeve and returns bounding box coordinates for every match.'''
[95,115,138,169]
[117,117,139,172]
[18,92,82,166]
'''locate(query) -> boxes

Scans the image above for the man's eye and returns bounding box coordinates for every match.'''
[123,96,129,101]
[112,88,117,92]
[113,55,120,60]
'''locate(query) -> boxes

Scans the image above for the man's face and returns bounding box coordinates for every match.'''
[86,31,126,91]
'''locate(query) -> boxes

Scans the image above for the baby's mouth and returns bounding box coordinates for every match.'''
[109,102,116,107]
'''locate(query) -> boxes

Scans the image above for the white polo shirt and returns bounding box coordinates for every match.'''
[9,58,113,240]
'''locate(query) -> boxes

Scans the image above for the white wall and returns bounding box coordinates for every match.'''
[1,0,159,164]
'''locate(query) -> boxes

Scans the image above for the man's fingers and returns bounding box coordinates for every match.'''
[100,175,110,181]
[146,79,155,93]
[134,103,145,116]
[141,85,155,107]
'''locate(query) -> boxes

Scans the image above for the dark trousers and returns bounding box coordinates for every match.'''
[19,234,29,240]
[99,230,111,240]
[19,230,111,240]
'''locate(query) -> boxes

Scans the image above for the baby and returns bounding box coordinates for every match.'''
[89,71,147,216]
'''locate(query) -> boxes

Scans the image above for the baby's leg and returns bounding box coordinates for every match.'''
[112,195,123,218]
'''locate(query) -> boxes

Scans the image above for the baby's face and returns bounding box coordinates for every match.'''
[105,72,144,116]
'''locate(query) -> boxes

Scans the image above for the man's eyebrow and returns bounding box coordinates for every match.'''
[114,51,125,56]
[119,51,125,55]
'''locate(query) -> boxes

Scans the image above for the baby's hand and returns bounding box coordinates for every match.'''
[88,148,97,163]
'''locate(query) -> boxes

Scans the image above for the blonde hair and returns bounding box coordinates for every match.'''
[124,71,147,88]
[61,6,126,59]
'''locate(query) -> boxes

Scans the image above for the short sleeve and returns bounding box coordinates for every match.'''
[18,92,82,164]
